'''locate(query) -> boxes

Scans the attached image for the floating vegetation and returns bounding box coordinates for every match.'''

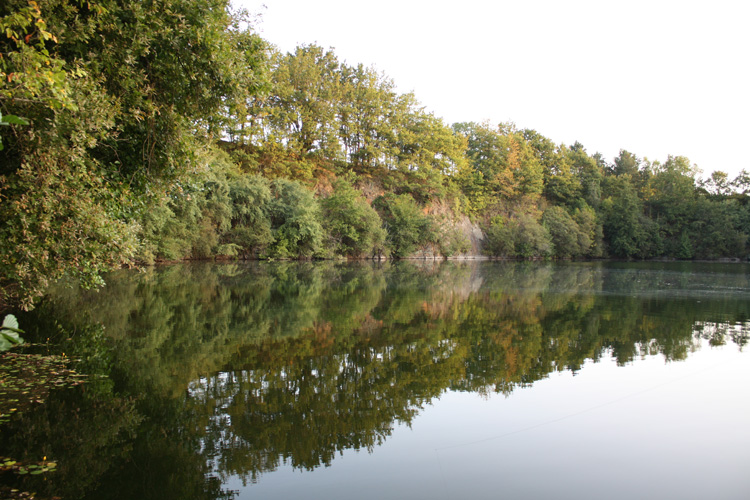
[0,457,56,500]
[0,351,86,425]
[0,487,37,499]
[0,457,57,475]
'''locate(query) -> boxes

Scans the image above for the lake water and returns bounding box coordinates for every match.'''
[3,261,749,499]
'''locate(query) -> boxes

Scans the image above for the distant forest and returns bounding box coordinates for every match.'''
[2,0,749,309]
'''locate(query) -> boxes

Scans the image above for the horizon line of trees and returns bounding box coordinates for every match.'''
[2,0,749,309]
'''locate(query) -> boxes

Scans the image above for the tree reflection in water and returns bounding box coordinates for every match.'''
[3,261,749,499]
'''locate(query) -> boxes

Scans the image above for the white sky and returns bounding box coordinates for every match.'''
[235,0,750,178]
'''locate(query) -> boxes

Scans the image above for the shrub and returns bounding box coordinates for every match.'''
[225,175,274,257]
[321,176,386,258]
[266,179,324,258]
[375,194,437,257]
[484,214,552,258]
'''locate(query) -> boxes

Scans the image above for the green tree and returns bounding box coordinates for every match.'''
[321,175,386,258]
[337,63,399,173]
[699,170,732,197]
[688,197,747,259]
[732,169,750,195]
[454,122,543,203]
[522,129,580,206]
[644,156,699,257]
[267,44,341,158]
[573,204,603,257]
[601,175,648,258]
[567,142,603,209]
[375,194,437,257]
[0,0,267,308]
[542,206,586,258]
[611,149,640,177]
[266,179,324,258]
[225,174,274,257]
[484,214,552,259]
[137,156,271,262]
[391,101,466,202]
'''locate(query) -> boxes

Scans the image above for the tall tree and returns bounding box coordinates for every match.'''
[337,63,399,172]
[267,44,341,158]
[567,142,603,209]
[393,103,466,202]
[0,0,267,308]
[453,122,542,211]
[612,150,640,177]
[601,175,648,258]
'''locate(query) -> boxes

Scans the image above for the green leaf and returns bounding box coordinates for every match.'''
[1,315,19,331]
[0,114,30,126]
[1,330,23,344]
[0,315,24,351]
[0,336,13,351]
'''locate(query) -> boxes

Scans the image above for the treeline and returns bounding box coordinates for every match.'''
[2,0,750,308]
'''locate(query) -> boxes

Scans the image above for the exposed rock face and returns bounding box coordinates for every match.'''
[406,215,487,260]
[452,216,486,259]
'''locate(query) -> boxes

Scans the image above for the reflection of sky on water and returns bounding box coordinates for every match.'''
[547,262,750,299]
[232,338,750,500]
[21,260,750,499]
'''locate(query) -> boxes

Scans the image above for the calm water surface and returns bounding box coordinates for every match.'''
[3,261,749,499]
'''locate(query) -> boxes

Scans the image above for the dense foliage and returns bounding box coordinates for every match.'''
[0,0,265,308]
[2,0,750,308]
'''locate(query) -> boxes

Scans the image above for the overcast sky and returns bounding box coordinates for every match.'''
[235,0,749,178]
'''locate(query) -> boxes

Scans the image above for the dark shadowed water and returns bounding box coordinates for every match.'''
[3,261,749,499]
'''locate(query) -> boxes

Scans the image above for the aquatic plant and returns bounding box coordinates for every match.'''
[0,315,24,352]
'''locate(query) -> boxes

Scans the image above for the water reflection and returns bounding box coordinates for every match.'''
[4,261,750,499]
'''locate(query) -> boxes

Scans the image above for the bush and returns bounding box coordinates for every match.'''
[541,205,601,258]
[321,176,386,258]
[266,179,324,258]
[375,194,437,257]
[438,225,471,257]
[225,175,274,257]
[137,170,233,262]
[484,214,552,258]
